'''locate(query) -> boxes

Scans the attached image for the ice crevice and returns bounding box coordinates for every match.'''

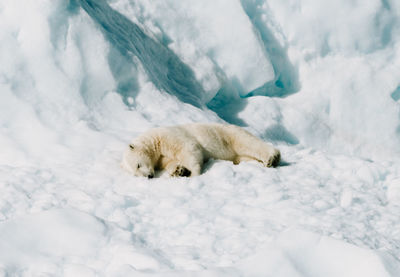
[239,0,300,98]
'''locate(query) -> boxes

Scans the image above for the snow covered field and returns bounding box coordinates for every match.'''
[1,0,400,276]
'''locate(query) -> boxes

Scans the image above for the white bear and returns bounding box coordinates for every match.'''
[122,123,280,178]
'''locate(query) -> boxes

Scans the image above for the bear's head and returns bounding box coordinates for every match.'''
[122,144,155,178]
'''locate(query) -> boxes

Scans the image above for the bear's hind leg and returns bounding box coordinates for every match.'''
[264,149,280,167]
[233,156,254,165]
[249,146,280,168]
[233,153,280,167]
[231,131,281,168]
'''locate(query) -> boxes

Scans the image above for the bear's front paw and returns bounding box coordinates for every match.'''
[171,165,191,177]
[265,150,281,168]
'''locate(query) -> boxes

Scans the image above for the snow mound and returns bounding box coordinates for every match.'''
[0,209,397,276]
[239,230,399,277]
[0,209,106,275]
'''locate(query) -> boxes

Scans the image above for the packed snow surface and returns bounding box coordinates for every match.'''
[1,0,400,276]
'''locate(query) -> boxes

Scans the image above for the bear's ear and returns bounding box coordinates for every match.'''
[129,144,135,150]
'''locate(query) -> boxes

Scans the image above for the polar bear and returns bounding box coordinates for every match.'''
[122,123,280,178]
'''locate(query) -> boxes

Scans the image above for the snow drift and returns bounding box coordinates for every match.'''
[1,0,399,160]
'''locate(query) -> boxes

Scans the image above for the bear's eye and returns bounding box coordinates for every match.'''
[137,164,141,169]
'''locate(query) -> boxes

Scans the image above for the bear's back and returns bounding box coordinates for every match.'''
[180,123,238,160]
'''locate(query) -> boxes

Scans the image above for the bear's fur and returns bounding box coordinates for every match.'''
[122,123,280,178]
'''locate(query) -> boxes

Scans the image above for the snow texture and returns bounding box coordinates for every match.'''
[0,0,400,276]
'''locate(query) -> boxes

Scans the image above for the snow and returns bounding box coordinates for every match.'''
[1,0,400,276]
[109,0,275,101]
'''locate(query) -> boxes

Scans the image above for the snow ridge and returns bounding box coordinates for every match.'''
[79,0,205,107]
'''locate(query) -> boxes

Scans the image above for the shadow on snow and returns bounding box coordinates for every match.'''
[79,0,205,108]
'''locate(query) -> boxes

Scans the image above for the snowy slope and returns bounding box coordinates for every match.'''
[1,0,400,276]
